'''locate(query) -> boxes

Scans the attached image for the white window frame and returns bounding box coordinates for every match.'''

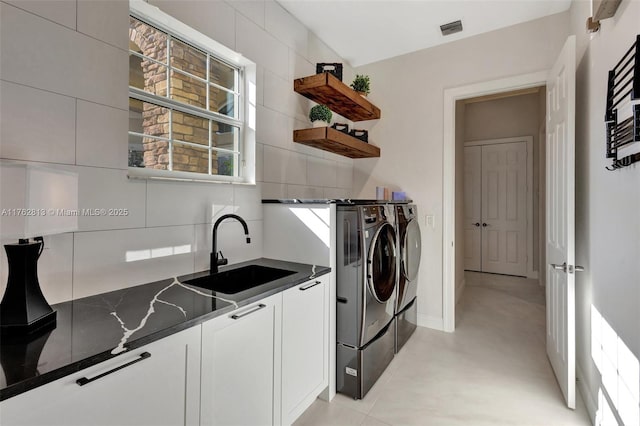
[128,0,256,185]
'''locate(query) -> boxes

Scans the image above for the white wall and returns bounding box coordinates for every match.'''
[353,12,570,325]
[0,0,354,302]
[569,1,640,424]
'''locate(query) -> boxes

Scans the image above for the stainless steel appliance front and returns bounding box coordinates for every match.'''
[336,204,397,399]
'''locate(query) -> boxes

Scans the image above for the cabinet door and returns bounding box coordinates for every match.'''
[201,294,282,426]
[0,326,201,426]
[281,275,328,425]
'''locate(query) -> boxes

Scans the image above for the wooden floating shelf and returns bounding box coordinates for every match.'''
[294,73,381,122]
[293,127,380,159]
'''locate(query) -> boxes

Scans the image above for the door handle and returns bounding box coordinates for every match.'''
[550,263,585,274]
[76,352,151,386]
[231,303,266,320]
[482,223,488,227]
[300,280,322,291]
[473,222,480,227]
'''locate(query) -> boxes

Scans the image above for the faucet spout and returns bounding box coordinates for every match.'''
[211,214,251,273]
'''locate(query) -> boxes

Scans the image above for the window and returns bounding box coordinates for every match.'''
[128,1,256,183]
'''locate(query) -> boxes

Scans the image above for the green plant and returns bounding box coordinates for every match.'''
[350,74,370,95]
[309,104,332,123]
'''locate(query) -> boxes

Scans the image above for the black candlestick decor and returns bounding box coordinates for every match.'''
[0,239,57,336]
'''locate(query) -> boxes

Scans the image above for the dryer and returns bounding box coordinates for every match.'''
[394,204,421,353]
[336,204,397,399]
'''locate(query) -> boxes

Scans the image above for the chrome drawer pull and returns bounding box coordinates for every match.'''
[231,304,266,320]
[300,280,322,291]
[76,352,151,386]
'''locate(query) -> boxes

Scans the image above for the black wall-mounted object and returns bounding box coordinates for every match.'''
[605,34,639,170]
[316,63,343,81]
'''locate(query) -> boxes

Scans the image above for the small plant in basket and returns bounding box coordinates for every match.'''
[309,104,332,127]
[350,74,371,96]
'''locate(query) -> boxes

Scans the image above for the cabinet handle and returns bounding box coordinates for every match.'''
[231,303,266,320]
[76,352,151,386]
[300,280,322,291]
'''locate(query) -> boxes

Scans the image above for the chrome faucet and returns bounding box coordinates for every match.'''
[211,214,251,274]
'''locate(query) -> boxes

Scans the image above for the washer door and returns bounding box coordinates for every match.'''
[402,219,421,282]
[368,222,397,303]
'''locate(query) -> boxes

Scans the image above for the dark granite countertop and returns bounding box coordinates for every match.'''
[0,258,330,401]
[262,199,412,205]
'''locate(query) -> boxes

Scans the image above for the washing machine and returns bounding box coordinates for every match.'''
[394,204,421,353]
[336,203,397,399]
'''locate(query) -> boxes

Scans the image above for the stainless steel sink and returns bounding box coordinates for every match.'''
[182,265,296,294]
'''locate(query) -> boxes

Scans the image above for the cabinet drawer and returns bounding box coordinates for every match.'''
[0,326,201,426]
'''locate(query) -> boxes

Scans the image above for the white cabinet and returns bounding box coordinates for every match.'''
[0,326,201,426]
[200,293,282,426]
[281,275,328,425]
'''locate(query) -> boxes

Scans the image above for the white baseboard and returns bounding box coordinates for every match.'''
[417,314,444,331]
[577,362,597,424]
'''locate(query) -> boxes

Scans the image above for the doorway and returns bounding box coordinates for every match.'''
[442,71,549,333]
[463,138,532,277]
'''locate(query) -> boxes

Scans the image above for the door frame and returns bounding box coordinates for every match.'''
[463,136,535,279]
[443,71,547,332]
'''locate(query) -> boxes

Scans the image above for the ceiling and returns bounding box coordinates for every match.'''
[278,0,573,67]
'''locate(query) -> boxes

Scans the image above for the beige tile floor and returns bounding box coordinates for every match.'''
[294,272,591,426]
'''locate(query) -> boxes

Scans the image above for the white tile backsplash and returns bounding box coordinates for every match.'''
[264,69,309,122]
[0,3,127,109]
[307,156,338,188]
[288,49,315,80]
[256,143,264,182]
[233,184,263,221]
[337,161,354,189]
[0,233,74,304]
[73,226,196,298]
[150,0,236,50]
[3,0,77,30]
[265,1,308,58]
[1,0,353,302]
[77,0,129,50]
[227,0,265,28]
[146,181,234,227]
[286,184,324,199]
[77,166,147,231]
[261,182,286,199]
[263,145,307,185]
[0,81,76,164]
[236,12,288,79]
[76,100,128,170]
[256,105,292,149]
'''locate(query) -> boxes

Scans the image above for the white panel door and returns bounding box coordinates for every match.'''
[463,146,482,271]
[545,35,576,410]
[481,142,528,276]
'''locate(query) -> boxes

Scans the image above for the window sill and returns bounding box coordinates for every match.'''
[127,167,255,185]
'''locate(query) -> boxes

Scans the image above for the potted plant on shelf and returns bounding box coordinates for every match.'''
[350,74,370,97]
[309,104,332,127]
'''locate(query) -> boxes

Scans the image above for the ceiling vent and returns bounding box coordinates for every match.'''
[440,20,463,36]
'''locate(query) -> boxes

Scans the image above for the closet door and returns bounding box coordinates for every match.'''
[463,146,482,271]
[481,142,527,276]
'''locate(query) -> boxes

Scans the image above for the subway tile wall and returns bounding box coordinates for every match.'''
[0,0,355,302]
